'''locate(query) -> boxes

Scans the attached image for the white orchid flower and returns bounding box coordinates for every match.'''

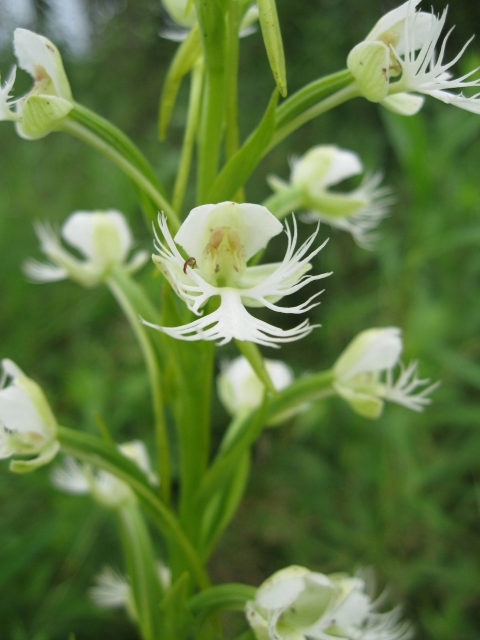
[23,210,148,288]
[1,28,74,139]
[90,562,171,620]
[269,146,392,249]
[348,1,480,116]
[161,0,259,41]
[218,355,294,415]
[333,327,439,419]
[142,202,330,347]
[246,565,413,640]
[51,440,157,509]
[0,359,60,473]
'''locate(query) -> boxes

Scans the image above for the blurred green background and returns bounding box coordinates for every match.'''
[1,0,480,638]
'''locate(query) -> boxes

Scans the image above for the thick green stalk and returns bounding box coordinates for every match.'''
[117,502,164,640]
[107,269,171,505]
[61,116,180,232]
[266,83,360,153]
[195,0,227,203]
[172,59,204,214]
[58,427,210,590]
[262,184,304,220]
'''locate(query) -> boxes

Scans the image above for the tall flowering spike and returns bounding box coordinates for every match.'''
[270,146,393,249]
[333,327,439,418]
[161,0,259,41]
[246,565,413,640]
[143,202,331,347]
[348,1,480,116]
[23,210,148,288]
[0,29,74,139]
[52,440,157,509]
[218,356,293,415]
[0,359,59,473]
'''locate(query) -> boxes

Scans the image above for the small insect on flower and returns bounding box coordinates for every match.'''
[142,202,331,348]
[183,257,197,274]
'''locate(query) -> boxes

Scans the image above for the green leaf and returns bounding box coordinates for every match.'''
[200,450,250,559]
[275,69,353,129]
[257,0,287,96]
[158,25,202,139]
[160,573,193,640]
[208,89,278,202]
[188,583,256,615]
[235,339,277,395]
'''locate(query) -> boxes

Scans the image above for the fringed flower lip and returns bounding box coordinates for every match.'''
[142,202,332,347]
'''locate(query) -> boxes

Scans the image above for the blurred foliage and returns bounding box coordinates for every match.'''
[1,0,480,638]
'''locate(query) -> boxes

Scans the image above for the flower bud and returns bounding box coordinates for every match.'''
[218,356,293,416]
[0,359,59,473]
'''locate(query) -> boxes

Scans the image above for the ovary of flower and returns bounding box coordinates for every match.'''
[245,565,413,640]
[218,356,294,416]
[271,145,392,249]
[333,327,439,419]
[0,359,59,473]
[348,1,480,115]
[1,29,74,138]
[142,202,331,347]
[23,210,148,288]
[51,440,157,509]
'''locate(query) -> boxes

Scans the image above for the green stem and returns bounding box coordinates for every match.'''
[188,583,256,615]
[267,370,335,421]
[117,502,164,640]
[275,70,353,128]
[61,117,180,232]
[262,184,304,220]
[196,67,226,203]
[172,59,204,214]
[266,84,360,153]
[107,269,171,505]
[58,427,210,590]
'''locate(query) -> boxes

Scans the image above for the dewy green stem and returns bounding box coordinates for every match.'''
[107,270,171,505]
[61,118,181,232]
[266,83,360,153]
[172,59,204,215]
[58,427,210,590]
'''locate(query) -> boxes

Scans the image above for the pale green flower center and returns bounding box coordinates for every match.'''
[202,225,246,286]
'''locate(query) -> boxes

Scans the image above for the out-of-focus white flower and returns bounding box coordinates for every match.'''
[90,561,171,620]
[246,565,413,640]
[348,1,480,116]
[161,1,259,41]
[23,210,148,288]
[142,202,330,347]
[333,327,439,418]
[51,440,156,509]
[0,28,74,138]
[269,146,392,249]
[218,355,294,415]
[0,359,59,473]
